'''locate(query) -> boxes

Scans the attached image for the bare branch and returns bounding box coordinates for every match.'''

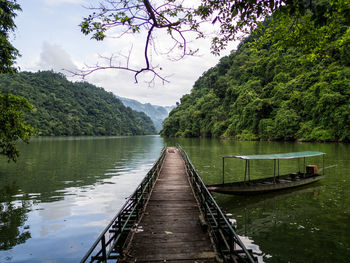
[66,49,169,85]
[78,0,205,84]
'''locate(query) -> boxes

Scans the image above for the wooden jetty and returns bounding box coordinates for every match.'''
[124,147,217,262]
[81,145,255,263]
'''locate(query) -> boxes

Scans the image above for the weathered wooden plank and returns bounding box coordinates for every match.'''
[124,147,216,262]
[146,200,197,207]
[131,251,217,261]
[130,232,212,242]
[132,240,213,248]
[140,210,200,218]
[133,260,216,263]
[142,260,216,263]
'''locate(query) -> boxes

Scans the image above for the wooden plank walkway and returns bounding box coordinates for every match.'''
[124,147,217,262]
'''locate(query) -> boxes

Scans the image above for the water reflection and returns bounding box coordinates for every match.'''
[1,137,349,262]
[0,183,31,250]
[168,138,350,263]
[239,235,267,263]
[0,135,164,262]
[215,178,350,262]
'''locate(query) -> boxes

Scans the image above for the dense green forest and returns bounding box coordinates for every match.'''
[0,71,157,136]
[161,3,350,142]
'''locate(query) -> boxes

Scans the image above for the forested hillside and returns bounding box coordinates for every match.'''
[117,96,174,131]
[0,71,157,136]
[161,2,350,142]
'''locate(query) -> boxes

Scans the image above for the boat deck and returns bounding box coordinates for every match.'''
[123,147,217,262]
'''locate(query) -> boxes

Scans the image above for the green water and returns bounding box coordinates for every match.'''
[0,136,164,262]
[1,136,349,262]
[165,138,350,263]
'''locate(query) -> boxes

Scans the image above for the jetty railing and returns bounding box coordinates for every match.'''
[80,146,167,263]
[177,144,256,263]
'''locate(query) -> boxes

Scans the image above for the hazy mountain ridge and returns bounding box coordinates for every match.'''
[117,96,175,131]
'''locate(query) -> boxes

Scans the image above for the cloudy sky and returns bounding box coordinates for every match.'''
[12,0,239,106]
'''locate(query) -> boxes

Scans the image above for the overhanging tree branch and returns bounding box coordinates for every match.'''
[78,0,319,82]
[77,0,202,83]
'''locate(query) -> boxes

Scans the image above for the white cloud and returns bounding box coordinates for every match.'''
[15,0,239,106]
[74,31,239,106]
[39,42,78,73]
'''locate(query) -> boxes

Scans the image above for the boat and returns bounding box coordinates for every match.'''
[207,151,326,195]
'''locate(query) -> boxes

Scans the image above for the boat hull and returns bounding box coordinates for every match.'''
[207,173,324,195]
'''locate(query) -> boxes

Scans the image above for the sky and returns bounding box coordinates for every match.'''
[12,0,239,106]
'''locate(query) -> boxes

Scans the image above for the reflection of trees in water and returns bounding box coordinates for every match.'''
[0,183,31,250]
[1,136,164,204]
[218,184,350,263]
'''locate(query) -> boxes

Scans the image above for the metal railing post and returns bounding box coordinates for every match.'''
[136,189,139,220]
[101,235,107,261]
[118,214,121,234]
[217,207,220,229]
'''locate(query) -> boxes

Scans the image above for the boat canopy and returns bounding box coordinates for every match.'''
[234,151,325,160]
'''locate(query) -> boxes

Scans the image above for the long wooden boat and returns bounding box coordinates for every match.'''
[207,151,326,195]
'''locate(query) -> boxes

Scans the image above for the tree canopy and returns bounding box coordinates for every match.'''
[160,1,350,142]
[0,0,34,162]
[0,71,157,137]
[0,0,21,74]
[0,93,34,162]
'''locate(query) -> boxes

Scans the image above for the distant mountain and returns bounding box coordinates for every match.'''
[164,105,176,114]
[0,71,157,136]
[117,96,175,131]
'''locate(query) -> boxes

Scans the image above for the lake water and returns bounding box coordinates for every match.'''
[1,136,349,262]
